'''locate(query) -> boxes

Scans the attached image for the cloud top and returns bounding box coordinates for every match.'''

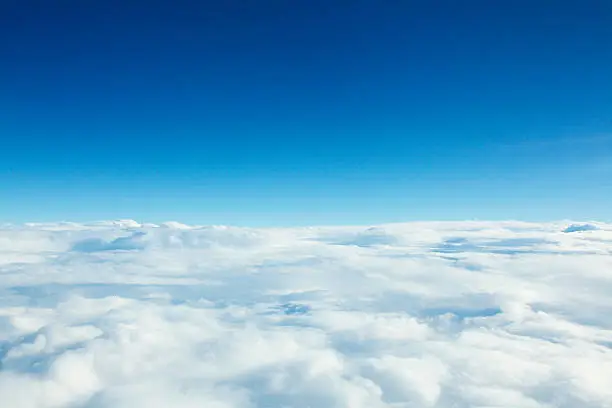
[1,220,612,407]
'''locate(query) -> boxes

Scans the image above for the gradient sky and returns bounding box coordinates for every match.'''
[1,0,611,225]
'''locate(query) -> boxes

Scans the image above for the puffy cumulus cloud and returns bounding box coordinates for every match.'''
[1,220,612,407]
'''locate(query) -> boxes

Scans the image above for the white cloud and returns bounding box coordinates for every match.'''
[1,221,612,407]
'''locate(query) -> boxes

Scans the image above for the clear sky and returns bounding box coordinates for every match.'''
[1,0,611,226]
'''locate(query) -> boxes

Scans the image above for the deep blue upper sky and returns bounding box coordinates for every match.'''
[1,0,611,225]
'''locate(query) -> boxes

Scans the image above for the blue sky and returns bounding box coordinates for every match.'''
[1,1,611,225]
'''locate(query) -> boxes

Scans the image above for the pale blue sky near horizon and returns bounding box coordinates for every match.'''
[1,1,611,226]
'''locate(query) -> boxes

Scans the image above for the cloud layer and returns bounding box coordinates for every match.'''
[1,220,612,407]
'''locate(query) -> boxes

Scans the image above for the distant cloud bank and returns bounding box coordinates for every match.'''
[1,220,611,407]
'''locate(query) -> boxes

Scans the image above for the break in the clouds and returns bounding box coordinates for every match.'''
[563,223,600,233]
[1,220,612,408]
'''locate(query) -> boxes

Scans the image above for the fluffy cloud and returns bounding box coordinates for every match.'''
[1,220,612,407]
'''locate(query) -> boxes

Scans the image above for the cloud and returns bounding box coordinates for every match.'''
[1,220,612,407]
